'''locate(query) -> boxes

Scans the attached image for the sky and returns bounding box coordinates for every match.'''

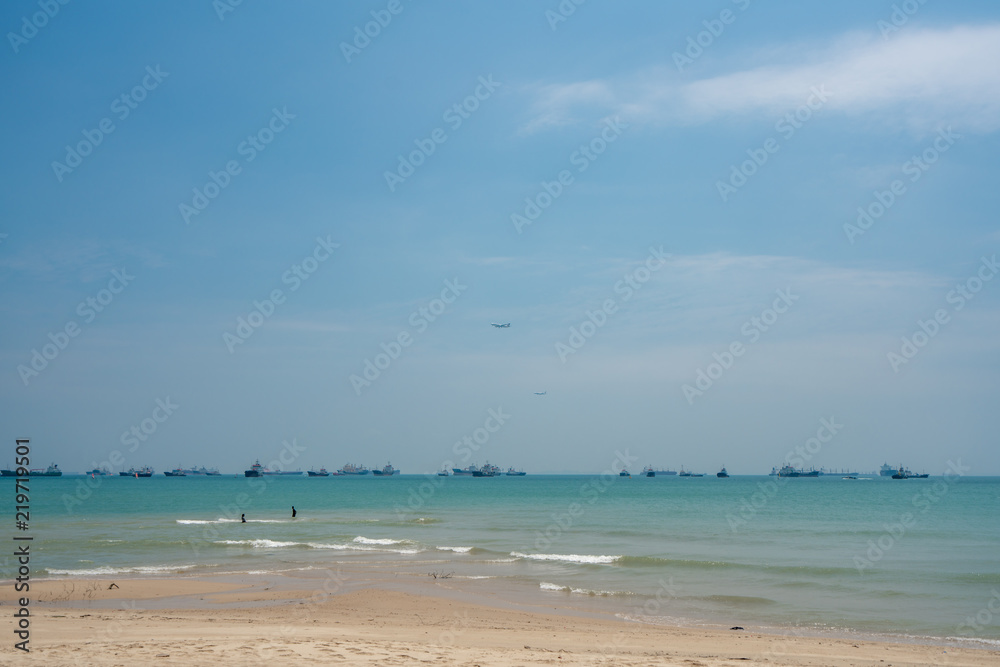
[1,1,998,475]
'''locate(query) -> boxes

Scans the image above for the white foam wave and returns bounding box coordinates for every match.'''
[47,564,200,576]
[213,539,420,554]
[215,539,299,548]
[353,536,406,545]
[511,552,621,564]
[436,546,473,553]
[177,518,285,525]
[539,582,624,596]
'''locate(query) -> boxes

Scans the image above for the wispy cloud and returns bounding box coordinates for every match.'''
[0,239,166,282]
[523,24,1000,134]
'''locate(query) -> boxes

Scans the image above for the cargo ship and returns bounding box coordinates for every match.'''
[472,462,500,477]
[307,468,330,477]
[505,467,526,476]
[451,465,478,476]
[163,468,187,477]
[372,462,399,476]
[772,465,820,477]
[120,466,153,477]
[1,463,63,477]
[338,463,370,475]
[182,466,220,476]
[890,465,929,479]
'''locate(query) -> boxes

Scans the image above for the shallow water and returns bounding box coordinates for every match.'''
[5,472,999,643]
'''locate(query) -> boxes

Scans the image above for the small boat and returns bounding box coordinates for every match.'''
[843,476,858,480]
[244,460,265,477]
[307,468,330,477]
[163,467,187,477]
[505,467,526,476]
[437,469,449,476]
[372,462,399,476]
[338,463,370,475]
[717,467,729,478]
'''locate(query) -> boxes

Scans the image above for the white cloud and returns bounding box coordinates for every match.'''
[524,24,1000,134]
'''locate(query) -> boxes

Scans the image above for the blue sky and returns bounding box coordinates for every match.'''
[2,0,998,475]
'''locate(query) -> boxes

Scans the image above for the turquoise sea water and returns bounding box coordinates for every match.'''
[3,472,999,645]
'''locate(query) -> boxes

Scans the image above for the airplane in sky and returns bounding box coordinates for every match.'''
[490,322,510,328]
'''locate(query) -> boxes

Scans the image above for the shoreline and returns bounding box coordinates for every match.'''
[3,573,998,665]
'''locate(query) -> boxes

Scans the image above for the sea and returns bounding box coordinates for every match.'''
[4,470,999,647]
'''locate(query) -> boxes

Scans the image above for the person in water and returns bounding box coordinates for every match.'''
[241,514,246,523]
[291,506,296,518]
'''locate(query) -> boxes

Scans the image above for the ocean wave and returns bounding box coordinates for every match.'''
[436,546,474,553]
[46,564,201,576]
[177,518,286,525]
[511,552,621,565]
[353,536,408,546]
[216,539,300,548]
[539,582,630,597]
[214,539,420,555]
[334,543,421,555]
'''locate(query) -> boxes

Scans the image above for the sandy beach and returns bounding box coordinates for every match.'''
[2,576,997,666]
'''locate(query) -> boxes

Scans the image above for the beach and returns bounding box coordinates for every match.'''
[2,574,997,666]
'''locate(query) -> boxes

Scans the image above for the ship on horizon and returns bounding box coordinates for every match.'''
[372,462,399,476]
[120,466,153,477]
[891,465,929,479]
[1,463,62,477]
[771,465,820,477]
[472,462,500,477]
[181,466,220,476]
[338,463,370,475]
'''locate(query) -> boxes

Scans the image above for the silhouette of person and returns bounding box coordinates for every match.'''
[241,514,246,523]
[291,506,296,518]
